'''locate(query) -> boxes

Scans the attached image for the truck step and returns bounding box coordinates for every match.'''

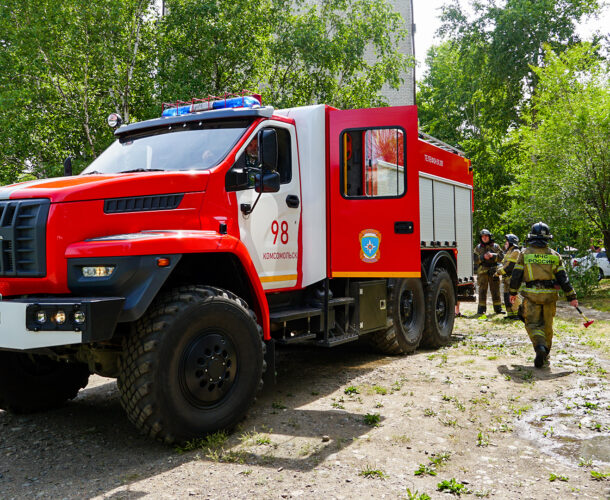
[276,333,317,345]
[328,297,355,306]
[316,333,359,348]
[269,306,322,324]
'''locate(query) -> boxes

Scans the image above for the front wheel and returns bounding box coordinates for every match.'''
[368,278,425,354]
[421,268,456,348]
[118,286,265,444]
[0,352,90,413]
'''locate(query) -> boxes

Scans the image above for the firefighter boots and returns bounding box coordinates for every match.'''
[494,304,504,314]
[477,305,486,315]
[534,345,547,369]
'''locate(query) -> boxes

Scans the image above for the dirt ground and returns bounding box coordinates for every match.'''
[1,302,609,499]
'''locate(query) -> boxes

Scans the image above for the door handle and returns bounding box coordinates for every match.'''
[286,195,300,208]
[395,221,414,234]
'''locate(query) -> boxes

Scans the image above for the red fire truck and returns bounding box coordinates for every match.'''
[0,94,474,443]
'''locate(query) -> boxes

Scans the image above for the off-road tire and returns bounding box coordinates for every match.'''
[118,285,265,444]
[0,352,90,413]
[368,278,425,354]
[421,268,456,348]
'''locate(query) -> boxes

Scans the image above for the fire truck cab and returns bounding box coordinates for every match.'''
[0,95,473,443]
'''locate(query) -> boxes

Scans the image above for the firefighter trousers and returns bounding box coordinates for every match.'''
[521,294,557,352]
[477,272,501,308]
[503,277,521,316]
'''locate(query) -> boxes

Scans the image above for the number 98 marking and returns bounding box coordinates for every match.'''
[271,220,289,244]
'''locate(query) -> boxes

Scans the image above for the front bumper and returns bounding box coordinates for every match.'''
[0,297,124,350]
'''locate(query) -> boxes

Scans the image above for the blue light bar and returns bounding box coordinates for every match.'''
[162,95,261,118]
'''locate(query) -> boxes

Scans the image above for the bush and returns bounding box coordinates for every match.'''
[566,262,600,298]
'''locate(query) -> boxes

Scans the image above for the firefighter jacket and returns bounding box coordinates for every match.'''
[509,246,577,302]
[496,246,520,280]
[474,242,503,275]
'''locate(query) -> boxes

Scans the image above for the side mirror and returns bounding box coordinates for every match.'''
[255,171,280,193]
[63,156,73,176]
[259,129,278,172]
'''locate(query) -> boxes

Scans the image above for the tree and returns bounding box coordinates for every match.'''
[1,0,411,182]
[157,0,411,109]
[417,0,601,238]
[509,44,610,251]
[0,0,157,180]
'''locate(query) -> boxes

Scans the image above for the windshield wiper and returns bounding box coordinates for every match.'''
[82,170,103,175]
[119,168,166,173]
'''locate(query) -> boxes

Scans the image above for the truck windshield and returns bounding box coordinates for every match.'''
[81,121,249,174]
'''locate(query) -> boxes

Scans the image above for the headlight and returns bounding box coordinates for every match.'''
[82,266,115,278]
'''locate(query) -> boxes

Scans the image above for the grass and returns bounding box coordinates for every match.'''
[372,385,388,395]
[437,478,469,495]
[476,431,489,447]
[175,430,228,453]
[580,280,610,312]
[344,385,359,395]
[359,465,387,479]
[549,473,569,482]
[590,470,610,480]
[414,463,437,476]
[363,412,381,427]
[406,489,431,500]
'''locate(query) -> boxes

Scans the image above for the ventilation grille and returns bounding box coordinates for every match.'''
[0,199,49,277]
[104,194,184,214]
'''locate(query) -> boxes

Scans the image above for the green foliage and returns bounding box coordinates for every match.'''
[175,430,228,453]
[590,470,610,480]
[549,473,569,482]
[414,463,437,476]
[418,0,602,239]
[509,44,610,251]
[437,478,470,495]
[406,489,431,500]
[344,385,360,395]
[0,0,411,182]
[359,465,387,479]
[363,412,381,426]
[566,260,601,297]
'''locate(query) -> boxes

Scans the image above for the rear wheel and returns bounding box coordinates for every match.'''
[421,268,456,348]
[118,286,264,444]
[0,352,90,413]
[369,278,425,354]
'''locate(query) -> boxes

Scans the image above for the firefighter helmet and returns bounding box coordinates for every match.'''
[527,222,552,246]
[505,233,519,248]
[479,229,493,243]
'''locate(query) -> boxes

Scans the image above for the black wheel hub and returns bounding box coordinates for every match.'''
[436,291,449,328]
[180,332,237,407]
[399,289,415,334]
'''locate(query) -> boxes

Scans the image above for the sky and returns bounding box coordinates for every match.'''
[413,0,610,81]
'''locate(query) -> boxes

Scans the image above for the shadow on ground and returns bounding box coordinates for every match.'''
[0,341,396,498]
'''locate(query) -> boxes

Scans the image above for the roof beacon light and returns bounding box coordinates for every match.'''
[161,92,261,118]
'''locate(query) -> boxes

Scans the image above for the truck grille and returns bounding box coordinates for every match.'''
[104,194,184,214]
[0,199,49,277]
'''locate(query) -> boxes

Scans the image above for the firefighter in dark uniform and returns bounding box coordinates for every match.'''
[509,222,578,368]
[496,234,521,320]
[474,229,504,315]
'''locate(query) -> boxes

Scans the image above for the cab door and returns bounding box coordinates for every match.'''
[328,106,420,277]
[235,122,301,290]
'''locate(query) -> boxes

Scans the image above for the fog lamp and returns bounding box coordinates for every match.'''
[54,310,66,324]
[82,266,115,278]
[73,311,86,324]
[36,311,47,323]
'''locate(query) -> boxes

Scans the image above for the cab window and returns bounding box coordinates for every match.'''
[226,127,292,191]
[340,127,405,198]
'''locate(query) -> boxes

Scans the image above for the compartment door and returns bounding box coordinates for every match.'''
[328,106,420,278]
